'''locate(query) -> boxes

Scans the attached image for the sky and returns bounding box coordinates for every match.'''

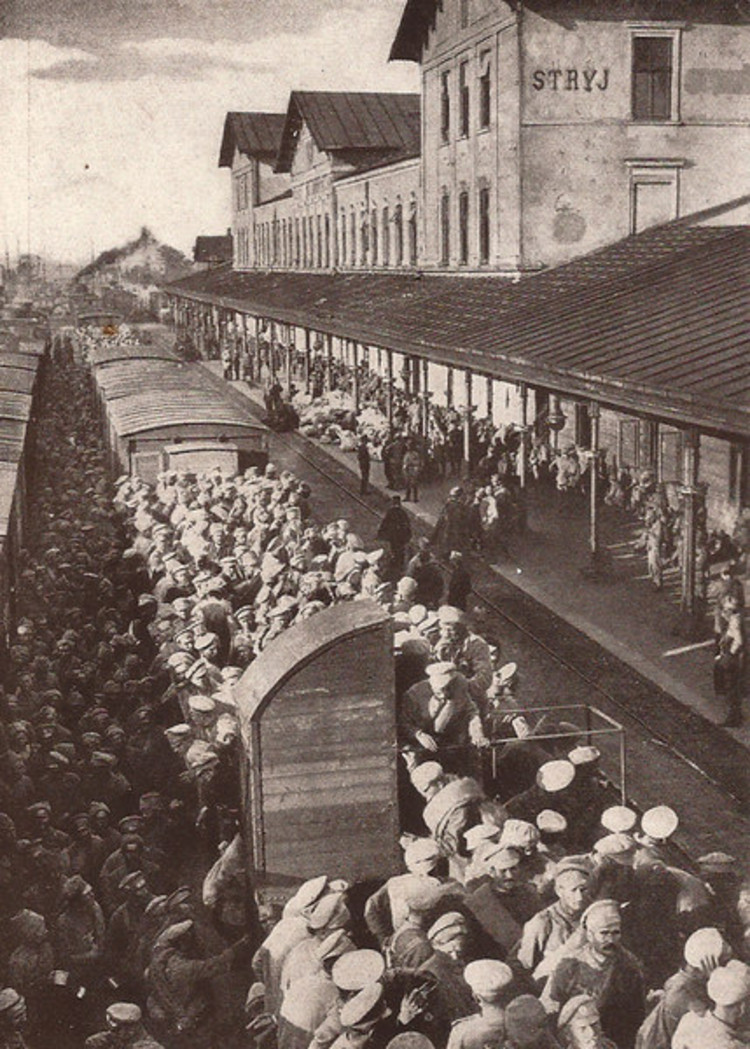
[0,0,418,265]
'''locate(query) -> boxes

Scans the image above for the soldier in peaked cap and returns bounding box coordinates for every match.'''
[280,894,351,995]
[418,914,479,1033]
[515,857,592,983]
[390,881,446,970]
[558,995,616,1049]
[253,876,332,1018]
[444,961,513,1049]
[364,838,445,946]
[400,662,487,775]
[278,930,356,1049]
[545,900,645,1049]
[634,926,731,1049]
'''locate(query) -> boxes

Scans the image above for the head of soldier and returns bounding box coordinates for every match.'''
[558,995,603,1049]
[428,913,469,962]
[707,961,750,1027]
[464,960,513,1012]
[105,1003,142,1047]
[582,901,621,961]
[486,846,523,895]
[437,607,468,645]
[0,990,27,1032]
[554,863,590,919]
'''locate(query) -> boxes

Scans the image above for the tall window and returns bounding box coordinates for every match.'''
[294,218,300,266]
[370,208,379,265]
[440,192,450,266]
[459,61,470,137]
[350,211,357,265]
[382,207,390,266]
[394,204,403,267]
[341,211,347,266]
[408,202,418,265]
[324,215,331,268]
[460,0,469,28]
[301,217,307,266]
[440,71,450,143]
[360,210,369,265]
[236,173,248,211]
[478,186,490,263]
[632,36,673,121]
[316,214,323,267]
[479,51,491,129]
[458,190,469,264]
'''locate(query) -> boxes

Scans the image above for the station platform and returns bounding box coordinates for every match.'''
[203,362,748,749]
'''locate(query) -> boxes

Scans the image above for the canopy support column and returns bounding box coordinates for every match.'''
[463,370,473,476]
[677,428,703,637]
[352,341,360,412]
[518,382,528,489]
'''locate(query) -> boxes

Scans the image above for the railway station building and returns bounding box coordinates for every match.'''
[166,0,750,617]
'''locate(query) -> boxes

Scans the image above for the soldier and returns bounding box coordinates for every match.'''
[0,989,29,1049]
[85,1002,164,1049]
[514,857,592,983]
[145,919,249,1048]
[445,960,513,1049]
[671,960,750,1049]
[544,900,645,1049]
[557,996,616,1049]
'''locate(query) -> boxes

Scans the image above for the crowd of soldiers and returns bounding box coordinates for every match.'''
[1,341,749,1049]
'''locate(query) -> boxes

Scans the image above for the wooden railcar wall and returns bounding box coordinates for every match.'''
[253,619,400,883]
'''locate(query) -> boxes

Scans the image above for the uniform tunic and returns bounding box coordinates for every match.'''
[446,1011,506,1049]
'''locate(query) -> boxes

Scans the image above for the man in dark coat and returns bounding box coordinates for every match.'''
[376,496,412,578]
[357,437,371,496]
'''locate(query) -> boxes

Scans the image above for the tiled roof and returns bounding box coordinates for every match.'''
[166,223,750,437]
[276,91,421,173]
[218,112,286,167]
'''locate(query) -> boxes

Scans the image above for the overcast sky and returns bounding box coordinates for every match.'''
[0,0,418,264]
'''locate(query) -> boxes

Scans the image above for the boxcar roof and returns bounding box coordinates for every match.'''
[94,359,195,400]
[106,388,260,438]
[0,392,33,421]
[89,343,178,367]
[236,600,391,723]
[0,463,17,537]
[0,352,43,371]
[0,367,37,394]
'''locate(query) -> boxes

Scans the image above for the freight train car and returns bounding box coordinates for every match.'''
[87,341,269,481]
[234,599,401,888]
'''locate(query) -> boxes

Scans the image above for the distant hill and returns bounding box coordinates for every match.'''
[73,227,194,287]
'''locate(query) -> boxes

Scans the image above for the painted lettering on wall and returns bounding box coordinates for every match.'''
[531,69,610,91]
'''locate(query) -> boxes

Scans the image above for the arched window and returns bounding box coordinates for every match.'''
[408,201,418,265]
[394,204,403,267]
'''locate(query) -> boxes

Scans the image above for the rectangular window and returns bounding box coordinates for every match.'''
[458,190,469,264]
[459,61,470,137]
[478,185,490,263]
[479,51,491,129]
[350,211,357,266]
[440,192,450,266]
[341,211,347,266]
[632,36,673,121]
[382,207,390,266]
[370,209,378,265]
[394,205,403,267]
[440,71,450,144]
[460,0,469,28]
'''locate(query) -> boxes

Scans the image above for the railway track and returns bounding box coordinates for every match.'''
[210,371,750,863]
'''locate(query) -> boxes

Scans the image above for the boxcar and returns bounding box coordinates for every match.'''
[88,348,269,481]
[234,599,400,887]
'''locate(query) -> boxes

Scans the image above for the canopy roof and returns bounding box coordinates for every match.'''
[168,221,750,438]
